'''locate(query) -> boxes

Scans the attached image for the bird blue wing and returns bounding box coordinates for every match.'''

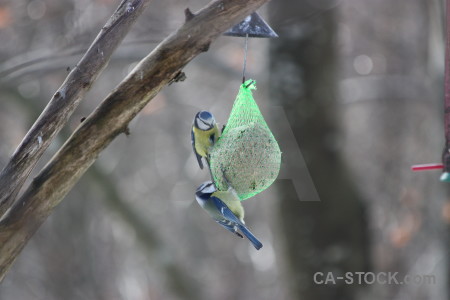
[216,220,244,238]
[191,128,204,169]
[210,196,245,226]
[211,196,263,250]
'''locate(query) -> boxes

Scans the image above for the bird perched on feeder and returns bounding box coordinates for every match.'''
[195,179,263,250]
[191,110,220,169]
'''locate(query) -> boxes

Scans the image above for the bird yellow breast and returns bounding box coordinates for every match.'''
[193,125,220,158]
[213,190,245,222]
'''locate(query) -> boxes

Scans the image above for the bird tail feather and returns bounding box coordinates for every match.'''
[239,225,263,250]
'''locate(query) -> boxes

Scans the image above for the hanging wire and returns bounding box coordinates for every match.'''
[410,0,450,179]
[242,34,249,84]
[443,0,450,170]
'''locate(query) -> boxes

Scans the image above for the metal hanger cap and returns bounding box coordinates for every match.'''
[223,12,278,38]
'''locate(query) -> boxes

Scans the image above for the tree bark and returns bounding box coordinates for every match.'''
[0,0,151,217]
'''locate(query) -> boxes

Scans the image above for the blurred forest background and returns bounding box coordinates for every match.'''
[0,0,449,299]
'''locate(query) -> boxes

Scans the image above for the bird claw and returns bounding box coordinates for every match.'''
[235,231,244,238]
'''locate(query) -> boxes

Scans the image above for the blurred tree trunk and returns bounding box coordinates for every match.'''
[339,0,449,299]
[268,1,370,300]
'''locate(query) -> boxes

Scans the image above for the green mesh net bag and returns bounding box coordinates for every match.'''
[210,79,281,200]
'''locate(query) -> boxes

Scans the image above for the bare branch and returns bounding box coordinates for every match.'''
[0,0,151,217]
[0,0,269,281]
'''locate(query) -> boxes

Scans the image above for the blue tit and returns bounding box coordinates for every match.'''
[195,181,263,250]
[191,111,220,169]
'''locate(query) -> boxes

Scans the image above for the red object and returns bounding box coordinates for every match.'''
[411,163,444,171]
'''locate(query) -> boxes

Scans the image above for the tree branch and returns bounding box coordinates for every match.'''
[0,0,269,282]
[0,0,151,217]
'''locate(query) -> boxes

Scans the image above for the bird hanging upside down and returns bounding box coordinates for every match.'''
[195,180,263,250]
